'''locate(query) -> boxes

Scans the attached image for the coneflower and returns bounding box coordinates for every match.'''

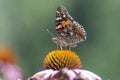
[28,50,102,80]
[0,46,23,80]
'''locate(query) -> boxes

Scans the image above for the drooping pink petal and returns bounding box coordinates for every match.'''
[29,69,54,80]
[73,69,102,80]
[1,64,23,80]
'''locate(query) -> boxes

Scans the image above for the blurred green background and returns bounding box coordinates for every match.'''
[0,0,120,80]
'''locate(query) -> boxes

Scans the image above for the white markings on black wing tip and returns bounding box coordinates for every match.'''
[62,7,73,20]
[57,5,73,21]
[73,21,77,24]
[56,17,62,21]
[58,5,66,10]
[63,14,66,18]
[56,25,62,29]
[67,15,73,20]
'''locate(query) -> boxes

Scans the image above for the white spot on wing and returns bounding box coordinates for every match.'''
[56,17,62,21]
[63,14,66,18]
[56,25,62,29]
[73,21,77,24]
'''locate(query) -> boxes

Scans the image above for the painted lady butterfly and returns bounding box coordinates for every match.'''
[52,6,87,49]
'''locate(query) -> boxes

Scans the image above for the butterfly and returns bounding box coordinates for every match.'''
[52,6,87,49]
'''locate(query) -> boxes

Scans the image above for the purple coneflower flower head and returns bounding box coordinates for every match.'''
[28,50,102,80]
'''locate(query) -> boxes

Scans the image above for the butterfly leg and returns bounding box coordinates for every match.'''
[69,46,71,50]
[60,46,63,50]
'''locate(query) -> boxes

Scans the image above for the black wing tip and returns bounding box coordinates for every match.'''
[58,5,65,8]
[57,5,67,11]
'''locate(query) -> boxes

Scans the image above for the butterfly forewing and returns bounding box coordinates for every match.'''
[53,6,87,49]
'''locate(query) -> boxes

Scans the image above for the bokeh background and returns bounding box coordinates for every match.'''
[0,0,120,80]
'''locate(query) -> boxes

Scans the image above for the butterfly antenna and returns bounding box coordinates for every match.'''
[46,29,55,38]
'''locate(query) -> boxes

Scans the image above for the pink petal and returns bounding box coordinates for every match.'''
[29,69,54,80]
[2,64,23,80]
[73,69,102,80]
